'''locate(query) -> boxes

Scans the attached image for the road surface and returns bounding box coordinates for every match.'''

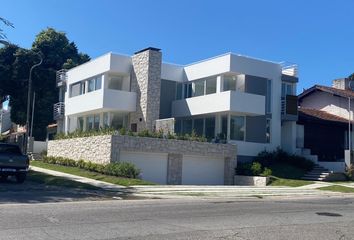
[1,197,354,239]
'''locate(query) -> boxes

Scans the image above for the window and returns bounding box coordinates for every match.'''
[266,118,271,143]
[175,119,182,134]
[235,75,245,92]
[193,118,204,136]
[205,117,215,139]
[183,83,192,98]
[108,76,124,90]
[77,117,84,131]
[70,82,85,97]
[230,116,245,141]
[193,81,204,97]
[86,116,94,130]
[205,77,217,94]
[88,78,95,92]
[182,119,192,134]
[94,115,100,129]
[176,83,183,100]
[95,76,102,90]
[103,113,109,128]
[282,83,294,97]
[110,112,125,130]
[223,75,236,91]
[266,79,272,113]
[221,115,228,139]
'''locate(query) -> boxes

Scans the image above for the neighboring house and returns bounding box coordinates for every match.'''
[0,108,12,134]
[54,47,299,161]
[297,78,354,172]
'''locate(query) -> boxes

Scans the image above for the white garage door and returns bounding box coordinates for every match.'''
[120,151,168,184]
[182,155,224,185]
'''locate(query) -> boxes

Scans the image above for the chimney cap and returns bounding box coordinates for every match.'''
[134,47,161,54]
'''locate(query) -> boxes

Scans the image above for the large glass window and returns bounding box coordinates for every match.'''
[235,75,245,92]
[86,116,94,130]
[77,117,84,131]
[282,82,294,97]
[182,119,192,134]
[230,116,245,141]
[108,76,123,90]
[266,79,272,113]
[110,113,124,130]
[221,115,228,139]
[95,76,102,90]
[206,77,217,94]
[88,78,95,92]
[193,118,204,136]
[94,115,100,129]
[205,117,215,139]
[103,113,109,128]
[175,119,182,134]
[193,81,205,97]
[266,118,271,143]
[70,82,85,97]
[176,83,183,100]
[223,76,236,91]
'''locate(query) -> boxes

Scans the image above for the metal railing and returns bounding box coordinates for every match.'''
[53,102,65,120]
[281,97,286,115]
[56,69,68,87]
[280,62,298,77]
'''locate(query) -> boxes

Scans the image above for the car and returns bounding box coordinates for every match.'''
[0,143,29,183]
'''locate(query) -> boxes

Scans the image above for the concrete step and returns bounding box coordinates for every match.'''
[303,174,330,178]
[301,176,326,181]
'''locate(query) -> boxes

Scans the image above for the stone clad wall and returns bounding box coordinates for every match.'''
[129,49,162,132]
[47,135,112,164]
[47,134,237,185]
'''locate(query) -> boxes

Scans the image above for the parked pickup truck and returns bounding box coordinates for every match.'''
[0,143,29,183]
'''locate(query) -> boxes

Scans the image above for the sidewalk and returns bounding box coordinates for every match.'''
[31,166,354,199]
[31,166,126,191]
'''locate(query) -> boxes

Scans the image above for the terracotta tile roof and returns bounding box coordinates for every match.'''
[299,85,354,99]
[299,108,350,124]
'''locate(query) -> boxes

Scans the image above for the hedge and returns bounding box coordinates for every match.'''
[42,156,140,179]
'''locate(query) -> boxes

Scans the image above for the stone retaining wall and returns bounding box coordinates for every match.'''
[234,175,269,187]
[48,134,237,185]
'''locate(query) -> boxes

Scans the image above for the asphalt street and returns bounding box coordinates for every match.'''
[1,197,354,240]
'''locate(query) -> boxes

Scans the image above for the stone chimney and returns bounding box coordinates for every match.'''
[332,78,352,91]
[129,47,162,132]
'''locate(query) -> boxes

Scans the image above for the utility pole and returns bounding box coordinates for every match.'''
[30,92,35,138]
[25,52,42,154]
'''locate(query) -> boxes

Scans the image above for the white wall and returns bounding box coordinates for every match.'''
[281,121,297,154]
[300,91,354,120]
[171,91,265,117]
[161,63,185,82]
[33,141,47,154]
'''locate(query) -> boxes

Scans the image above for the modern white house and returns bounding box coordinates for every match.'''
[54,47,299,162]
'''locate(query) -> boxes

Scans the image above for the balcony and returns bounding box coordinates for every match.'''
[53,102,65,120]
[65,89,137,116]
[281,95,298,121]
[56,69,68,88]
[171,91,265,118]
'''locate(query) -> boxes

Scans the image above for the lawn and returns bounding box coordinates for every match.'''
[28,171,100,190]
[318,185,354,193]
[31,161,155,186]
[268,163,314,187]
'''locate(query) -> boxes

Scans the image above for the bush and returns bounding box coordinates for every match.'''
[41,156,140,178]
[251,162,263,176]
[254,148,314,171]
[236,162,253,176]
[261,167,272,177]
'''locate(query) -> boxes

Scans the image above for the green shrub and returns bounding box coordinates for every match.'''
[261,167,272,177]
[254,148,314,171]
[40,156,140,179]
[119,127,126,135]
[251,162,263,176]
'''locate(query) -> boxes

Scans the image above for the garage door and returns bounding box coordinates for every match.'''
[182,155,224,185]
[120,151,168,184]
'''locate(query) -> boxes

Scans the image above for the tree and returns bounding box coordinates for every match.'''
[0,17,14,44]
[349,73,354,81]
[0,28,90,140]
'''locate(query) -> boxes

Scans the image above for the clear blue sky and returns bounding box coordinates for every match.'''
[2,0,354,92]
